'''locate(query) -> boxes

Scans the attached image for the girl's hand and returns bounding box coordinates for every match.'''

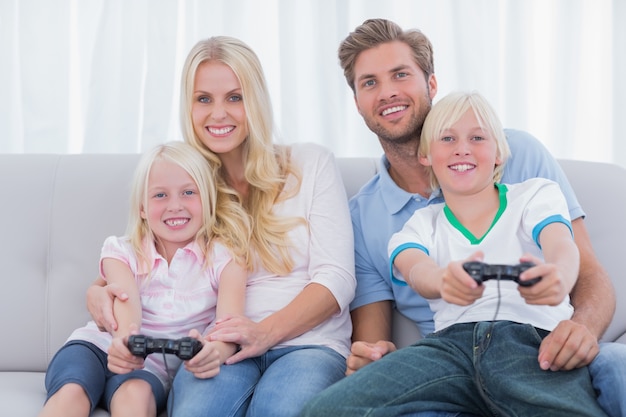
[107,334,144,374]
[183,329,222,379]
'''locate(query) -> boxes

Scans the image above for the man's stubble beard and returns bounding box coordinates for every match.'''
[367,94,432,155]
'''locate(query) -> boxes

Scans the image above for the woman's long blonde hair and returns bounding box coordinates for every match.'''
[180,36,303,275]
[126,141,251,273]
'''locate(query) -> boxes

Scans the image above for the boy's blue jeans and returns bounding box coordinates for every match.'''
[301,321,607,417]
[414,341,626,417]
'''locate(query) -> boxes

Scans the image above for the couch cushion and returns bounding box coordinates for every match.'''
[558,160,626,343]
[0,371,162,417]
[0,154,141,372]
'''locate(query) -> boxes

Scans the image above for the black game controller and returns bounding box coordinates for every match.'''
[462,261,542,287]
[127,335,202,360]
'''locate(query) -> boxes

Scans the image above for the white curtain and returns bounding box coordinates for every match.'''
[1,0,623,167]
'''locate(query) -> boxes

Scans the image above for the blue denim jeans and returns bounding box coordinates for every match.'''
[45,340,167,412]
[411,342,626,417]
[300,321,607,417]
[169,345,346,417]
[589,342,626,417]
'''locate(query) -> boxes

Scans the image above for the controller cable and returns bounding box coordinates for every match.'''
[161,347,176,417]
[485,271,502,342]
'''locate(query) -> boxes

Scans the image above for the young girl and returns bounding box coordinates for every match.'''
[39,141,250,417]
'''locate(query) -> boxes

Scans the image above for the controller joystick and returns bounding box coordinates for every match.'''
[127,335,202,360]
[462,261,542,287]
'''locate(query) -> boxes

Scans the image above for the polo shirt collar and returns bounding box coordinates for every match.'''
[139,237,205,273]
[378,155,441,215]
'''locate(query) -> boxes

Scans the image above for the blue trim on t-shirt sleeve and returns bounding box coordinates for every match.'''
[532,214,573,249]
[389,243,429,286]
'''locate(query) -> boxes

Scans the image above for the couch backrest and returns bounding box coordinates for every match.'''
[557,160,626,344]
[0,154,623,372]
[0,154,140,372]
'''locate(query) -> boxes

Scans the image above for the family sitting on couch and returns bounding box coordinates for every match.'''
[39,18,625,417]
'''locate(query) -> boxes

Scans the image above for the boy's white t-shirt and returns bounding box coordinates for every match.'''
[389,178,574,332]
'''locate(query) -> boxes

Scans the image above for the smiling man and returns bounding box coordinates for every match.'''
[300,18,626,417]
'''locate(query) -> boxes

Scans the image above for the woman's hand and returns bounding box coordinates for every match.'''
[207,315,274,364]
[86,282,128,332]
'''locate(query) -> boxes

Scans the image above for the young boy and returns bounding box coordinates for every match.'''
[301,91,607,416]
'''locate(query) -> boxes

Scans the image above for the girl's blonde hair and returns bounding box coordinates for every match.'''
[126,141,251,273]
[419,91,511,189]
[180,36,303,275]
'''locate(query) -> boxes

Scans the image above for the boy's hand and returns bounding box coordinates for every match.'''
[440,252,485,306]
[517,254,569,306]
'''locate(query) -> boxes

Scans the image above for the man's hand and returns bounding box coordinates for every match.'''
[538,319,599,371]
[345,340,396,376]
[86,282,128,332]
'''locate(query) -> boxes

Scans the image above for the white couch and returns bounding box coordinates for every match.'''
[0,153,624,416]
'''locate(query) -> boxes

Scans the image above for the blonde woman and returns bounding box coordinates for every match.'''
[88,37,356,417]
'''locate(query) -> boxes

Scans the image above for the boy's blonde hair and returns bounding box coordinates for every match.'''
[179,36,304,275]
[127,141,251,273]
[419,91,511,189]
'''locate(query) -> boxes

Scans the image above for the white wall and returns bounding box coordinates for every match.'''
[1,0,623,168]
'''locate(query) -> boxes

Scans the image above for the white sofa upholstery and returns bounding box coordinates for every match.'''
[0,153,624,416]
